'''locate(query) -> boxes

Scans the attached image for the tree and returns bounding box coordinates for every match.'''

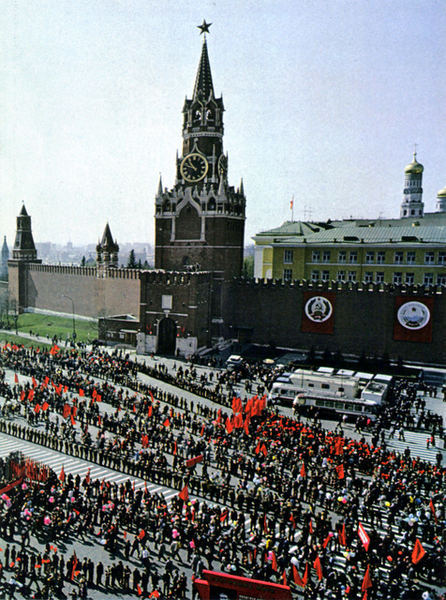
[242,255,254,278]
[127,250,137,268]
[80,256,86,267]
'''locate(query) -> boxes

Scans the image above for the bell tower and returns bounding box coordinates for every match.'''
[155,21,246,280]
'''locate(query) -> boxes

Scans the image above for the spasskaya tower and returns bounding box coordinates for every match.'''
[154,21,246,280]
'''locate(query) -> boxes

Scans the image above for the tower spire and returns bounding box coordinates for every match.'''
[192,37,214,101]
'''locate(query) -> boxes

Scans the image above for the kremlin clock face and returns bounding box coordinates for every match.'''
[218,154,227,176]
[180,153,208,183]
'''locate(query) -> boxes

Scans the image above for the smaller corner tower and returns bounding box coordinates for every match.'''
[400,152,424,218]
[8,204,41,313]
[96,223,119,275]
[11,204,40,262]
[0,236,9,280]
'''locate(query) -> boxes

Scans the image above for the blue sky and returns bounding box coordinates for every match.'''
[1,0,445,247]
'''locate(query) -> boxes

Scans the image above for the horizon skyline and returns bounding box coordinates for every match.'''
[2,1,446,248]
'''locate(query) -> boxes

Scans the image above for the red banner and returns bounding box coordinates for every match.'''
[393,297,434,343]
[185,455,204,468]
[194,570,292,600]
[301,292,335,334]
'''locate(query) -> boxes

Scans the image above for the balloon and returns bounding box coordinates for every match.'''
[44,516,51,525]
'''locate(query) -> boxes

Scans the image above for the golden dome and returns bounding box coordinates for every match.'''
[404,153,424,174]
[437,186,446,198]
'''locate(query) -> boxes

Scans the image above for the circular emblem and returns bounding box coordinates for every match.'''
[397,301,430,330]
[305,296,333,322]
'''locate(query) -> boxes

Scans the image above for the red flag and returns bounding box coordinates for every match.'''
[63,404,71,418]
[263,514,268,534]
[313,555,323,580]
[28,389,34,401]
[70,554,78,580]
[50,345,60,356]
[200,424,205,436]
[302,563,309,586]
[411,539,426,564]
[429,499,437,523]
[85,468,91,484]
[289,513,296,530]
[234,412,243,428]
[309,518,314,534]
[335,464,345,479]
[358,522,370,551]
[163,418,170,428]
[79,388,84,397]
[232,396,242,413]
[243,415,250,435]
[179,485,189,502]
[220,510,229,522]
[59,466,65,483]
[147,405,153,417]
[225,417,234,434]
[255,440,261,454]
[137,584,143,596]
[41,402,50,411]
[32,376,38,388]
[271,551,278,572]
[292,564,305,587]
[14,373,19,384]
[260,443,267,457]
[361,565,372,592]
[138,529,145,540]
[300,463,306,478]
[323,532,333,548]
[34,404,41,414]
[339,522,346,546]
[173,441,177,455]
[20,390,25,402]
[282,569,287,586]
[70,413,76,426]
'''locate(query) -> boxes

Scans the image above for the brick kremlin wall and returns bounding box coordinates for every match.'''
[222,279,446,365]
[9,263,140,319]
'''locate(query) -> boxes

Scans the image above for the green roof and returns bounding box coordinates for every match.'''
[282,224,446,245]
[254,213,446,246]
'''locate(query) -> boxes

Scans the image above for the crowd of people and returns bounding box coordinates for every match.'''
[0,341,444,600]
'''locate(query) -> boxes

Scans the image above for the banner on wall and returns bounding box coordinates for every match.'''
[393,297,434,343]
[301,292,336,334]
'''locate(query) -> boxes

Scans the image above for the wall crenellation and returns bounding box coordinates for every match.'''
[236,277,443,296]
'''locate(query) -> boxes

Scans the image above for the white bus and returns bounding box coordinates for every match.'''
[268,368,389,420]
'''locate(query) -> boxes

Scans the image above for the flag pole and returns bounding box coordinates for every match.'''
[290,195,295,222]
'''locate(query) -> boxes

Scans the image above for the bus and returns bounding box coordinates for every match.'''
[268,368,389,420]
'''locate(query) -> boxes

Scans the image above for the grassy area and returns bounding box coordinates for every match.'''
[14,313,98,343]
[0,334,53,349]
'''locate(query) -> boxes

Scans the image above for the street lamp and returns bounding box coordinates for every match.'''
[62,294,76,341]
